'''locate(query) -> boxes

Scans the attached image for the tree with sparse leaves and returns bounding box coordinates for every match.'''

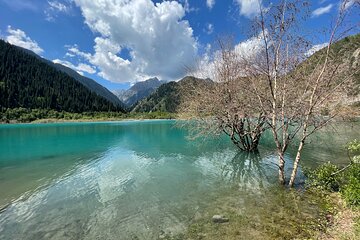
[181,0,359,187]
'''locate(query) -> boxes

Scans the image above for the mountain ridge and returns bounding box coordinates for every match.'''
[0,39,125,113]
[132,76,211,113]
[113,77,167,107]
[132,33,360,114]
[10,44,124,108]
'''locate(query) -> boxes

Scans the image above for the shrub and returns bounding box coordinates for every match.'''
[306,162,341,191]
[307,140,360,206]
[341,167,360,206]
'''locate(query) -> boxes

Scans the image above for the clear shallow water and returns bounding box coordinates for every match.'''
[0,120,358,239]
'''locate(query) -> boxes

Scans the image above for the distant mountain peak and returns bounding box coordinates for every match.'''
[113,77,167,107]
[132,76,211,113]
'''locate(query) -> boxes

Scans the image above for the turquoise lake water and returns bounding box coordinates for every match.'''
[0,120,359,239]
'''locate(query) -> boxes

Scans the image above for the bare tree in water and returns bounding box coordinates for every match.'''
[181,0,359,186]
[238,0,359,186]
[179,38,267,152]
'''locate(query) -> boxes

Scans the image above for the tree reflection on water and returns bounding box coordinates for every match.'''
[220,151,277,190]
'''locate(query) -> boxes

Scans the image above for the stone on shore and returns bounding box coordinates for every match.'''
[212,215,229,223]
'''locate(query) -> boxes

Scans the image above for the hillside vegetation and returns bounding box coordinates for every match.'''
[301,33,360,98]
[0,40,124,113]
[132,76,211,113]
[133,34,360,115]
[12,44,124,108]
[53,63,124,108]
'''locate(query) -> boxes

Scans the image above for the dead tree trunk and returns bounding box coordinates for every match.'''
[225,119,264,152]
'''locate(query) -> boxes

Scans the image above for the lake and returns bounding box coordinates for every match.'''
[0,120,358,239]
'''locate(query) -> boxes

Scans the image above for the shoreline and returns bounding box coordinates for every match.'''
[31,117,176,124]
[0,108,178,124]
[1,115,359,125]
[0,117,179,125]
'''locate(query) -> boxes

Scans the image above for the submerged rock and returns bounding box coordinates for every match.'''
[326,214,334,223]
[212,215,229,223]
[159,230,166,239]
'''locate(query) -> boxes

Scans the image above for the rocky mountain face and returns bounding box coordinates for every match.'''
[132,76,212,113]
[112,77,166,107]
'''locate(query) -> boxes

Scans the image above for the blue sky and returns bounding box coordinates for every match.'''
[0,0,359,90]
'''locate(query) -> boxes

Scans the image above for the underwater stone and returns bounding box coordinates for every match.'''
[212,215,229,223]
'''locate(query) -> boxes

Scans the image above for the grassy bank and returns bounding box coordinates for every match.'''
[318,193,359,240]
[0,108,176,123]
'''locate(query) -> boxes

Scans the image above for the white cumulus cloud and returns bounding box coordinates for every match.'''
[236,0,262,18]
[48,1,69,12]
[4,26,44,54]
[192,32,267,80]
[45,0,73,21]
[191,43,217,80]
[53,59,97,75]
[234,31,266,60]
[0,0,38,11]
[205,23,214,34]
[312,4,333,17]
[180,0,197,13]
[66,44,92,59]
[305,42,328,57]
[206,0,215,9]
[68,0,198,83]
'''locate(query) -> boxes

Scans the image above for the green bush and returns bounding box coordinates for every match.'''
[306,162,341,191]
[348,139,360,164]
[341,140,360,206]
[307,139,360,206]
[341,164,360,206]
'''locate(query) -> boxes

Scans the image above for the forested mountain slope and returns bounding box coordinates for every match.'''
[11,43,124,108]
[52,63,124,108]
[0,40,124,112]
